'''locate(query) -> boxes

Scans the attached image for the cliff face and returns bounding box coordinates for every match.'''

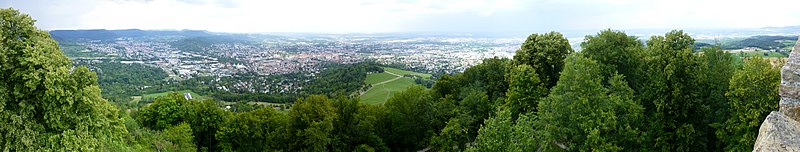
[753,37,800,151]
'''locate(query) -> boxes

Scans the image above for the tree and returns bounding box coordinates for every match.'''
[288,95,338,151]
[511,31,573,88]
[715,56,780,151]
[580,29,645,89]
[504,64,548,119]
[0,8,127,151]
[136,93,228,151]
[137,93,190,130]
[382,86,436,151]
[184,99,229,151]
[330,97,388,152]
[536,53,644,151]
[699,46,736,150]
[468,109,518,152]
[460,57,510,101]
[640,30,710,151]
[217,108,289,151]
[162,122,197,152]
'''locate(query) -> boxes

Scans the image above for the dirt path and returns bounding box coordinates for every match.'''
[360,71,402,96]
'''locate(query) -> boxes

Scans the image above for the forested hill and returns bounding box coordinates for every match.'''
[0,8,786,151]
[49,29,213,41]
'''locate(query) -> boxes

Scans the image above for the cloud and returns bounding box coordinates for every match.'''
[3,0,800,33]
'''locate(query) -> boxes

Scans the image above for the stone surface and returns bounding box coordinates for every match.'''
[753,112,800,152]
[753,36,800,151]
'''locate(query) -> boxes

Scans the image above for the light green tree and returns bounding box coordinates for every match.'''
[715,56,780,151]
[504,64,547,119]
[0,8,127,151]
[162,122,197,152]
[511,31,573,88]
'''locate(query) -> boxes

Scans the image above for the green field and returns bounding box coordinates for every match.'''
[365,72,397,84]
[734,51,788,58]
[360,67,428,104]
[142,90,207,100]
[384,67,431,79]
[360,77,417,104]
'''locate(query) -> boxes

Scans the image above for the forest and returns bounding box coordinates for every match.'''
[0,8,783,151]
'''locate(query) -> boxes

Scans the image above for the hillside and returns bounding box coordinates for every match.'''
[360,67,428,104]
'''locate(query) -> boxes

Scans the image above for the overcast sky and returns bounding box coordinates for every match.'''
[2,0,799,33]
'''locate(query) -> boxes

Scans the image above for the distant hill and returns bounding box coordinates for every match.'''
[760,25,800,33]
[48,29,212,41]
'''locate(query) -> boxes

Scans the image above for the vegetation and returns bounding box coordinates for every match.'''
[0,8,127,151]
[1,8,788,152]
[360,67,429,104]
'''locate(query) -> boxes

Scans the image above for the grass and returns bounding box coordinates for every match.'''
[360,77,417,104]
[359,67,429,104]
[365,72,397,85]
[141,90,207,100]
[383,67,431,79]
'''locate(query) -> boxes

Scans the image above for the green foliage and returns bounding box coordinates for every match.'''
[382,86,436,151]
[536,54,644,151]
[184,99,228,151]
[511,31,574,88]
[0,8,127,151]
[430,117,472,152]
[504,64,547,119]
[581,29,645,89]
[137,93,190,130]
[136,93,228,151]
[715,56,780,151]
[288,95,338,151]
[330,97,389,152]
[303,63,383,95]
[90,62,168,102]
[461,57,510,101]
[162,123,197,152]
[217,108,289,151]
[468,109,518,152]
[641,30,712,151]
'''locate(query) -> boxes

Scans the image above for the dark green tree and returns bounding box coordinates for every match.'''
[330,97,388,152]
[715,56,780,151]
[216,108,289,151]
[581,29,645,88]
[699,46,736,150]
[382,86,436,151]
[536,54,644,151]
[511,31,573,88]
[0,8,127,151]
[288,95,338,151]
[461,57,510,101]
[640,30,710,151]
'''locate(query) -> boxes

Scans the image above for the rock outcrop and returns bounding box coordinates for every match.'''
[753,37,800,152]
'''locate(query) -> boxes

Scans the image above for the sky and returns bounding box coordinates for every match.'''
[2,0,800,33]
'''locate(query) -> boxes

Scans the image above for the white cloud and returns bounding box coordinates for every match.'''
[3,0,800,33]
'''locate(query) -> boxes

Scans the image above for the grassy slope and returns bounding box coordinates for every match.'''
[142,90,207,100]
[365,72,397,85]
[384,67,431,79]
[360,67,428,104]
[360,77,416,104]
